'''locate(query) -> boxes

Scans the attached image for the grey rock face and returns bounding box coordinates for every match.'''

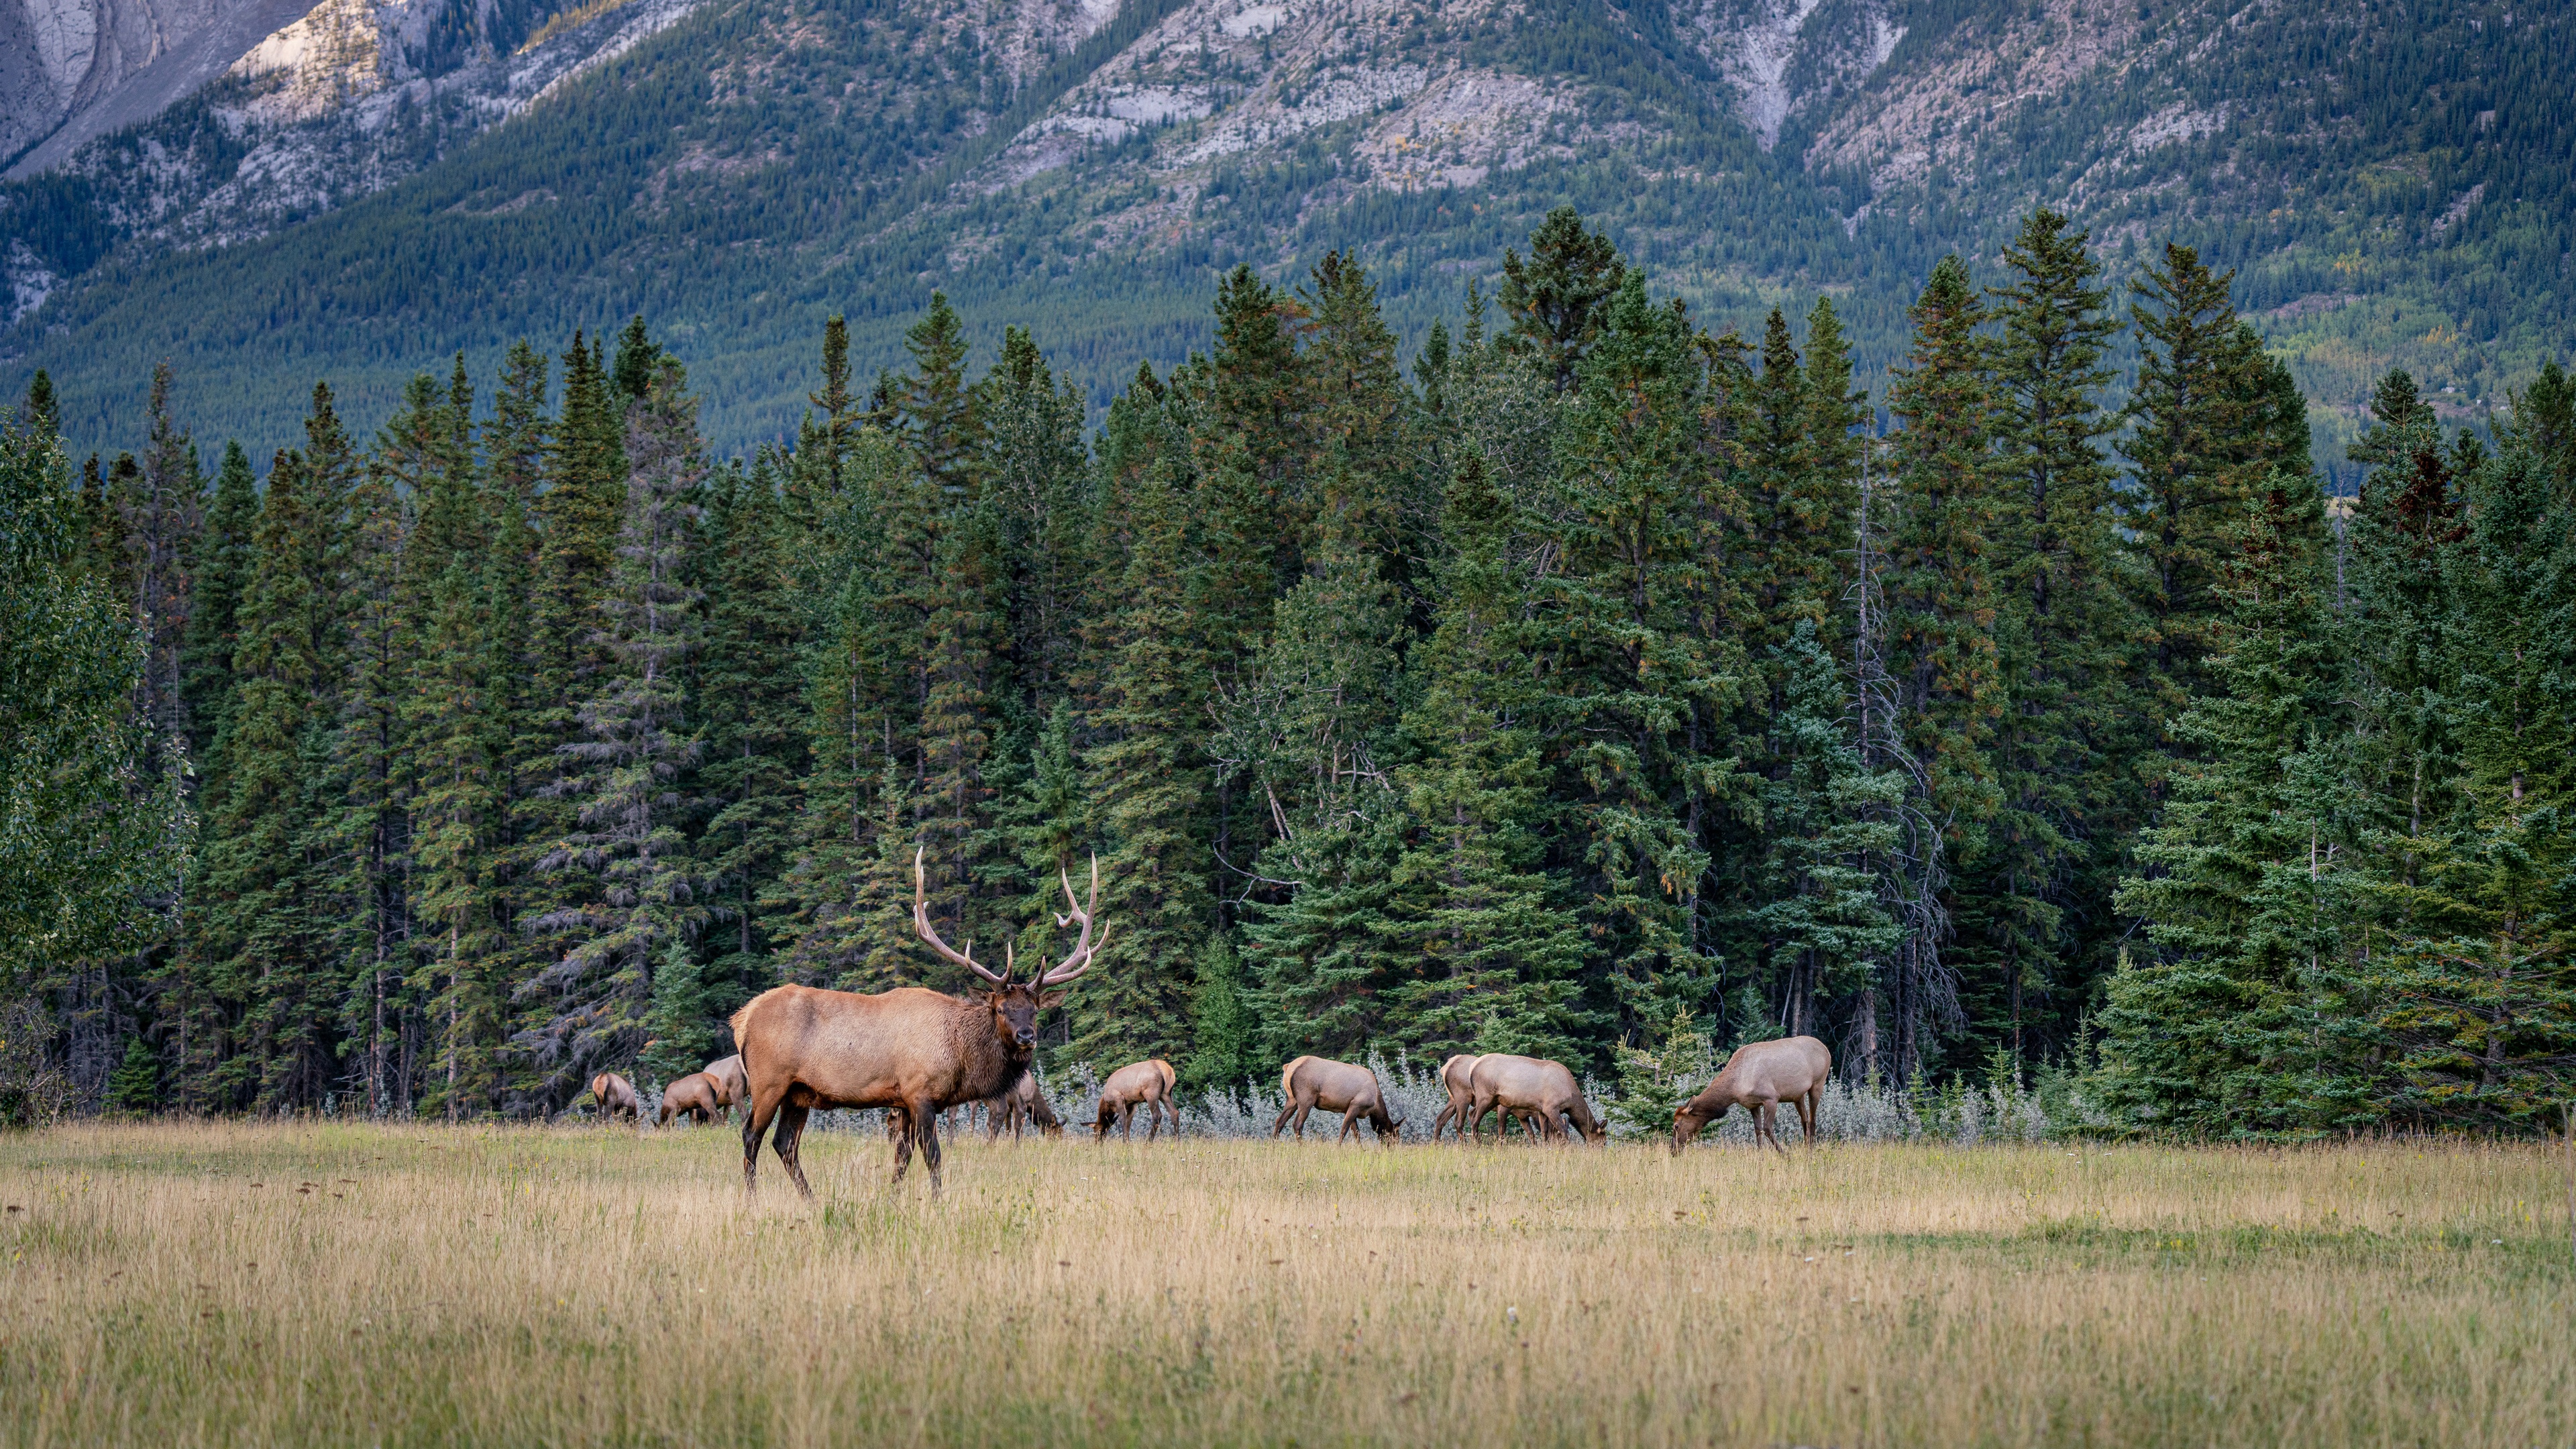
[3,0,323,173]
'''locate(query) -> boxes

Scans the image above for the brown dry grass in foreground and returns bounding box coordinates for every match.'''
[0,1122,2567,1447]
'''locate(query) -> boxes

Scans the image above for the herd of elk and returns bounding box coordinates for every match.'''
[1094,1059,1177,1141]
[590,843,1840,1175]
[728,848,1105,1197]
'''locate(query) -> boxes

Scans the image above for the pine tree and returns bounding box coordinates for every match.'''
[975,327,1091,710]
[525,359,706,1099]
[1533,270,1745,1040]
[1974,209,2138,1062]
[1881,256,2006,1070]
[1497,204,1627,394]
[180,441,259,756]
[1071,456,1214,1063]
[898,292,977,496]
[2366,434,2576,1126]
[195,448,335,1108]
[1386,455,1591,1061]
[691,451,803,1029]
[2104,471,2358,1136]
[1228,535,1409,1059]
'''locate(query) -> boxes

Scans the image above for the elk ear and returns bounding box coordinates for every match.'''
[1039,989,1069,1010]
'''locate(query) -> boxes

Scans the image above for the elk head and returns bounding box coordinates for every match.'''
[914,847,1108,1051]
[1670,1102,1725,1154]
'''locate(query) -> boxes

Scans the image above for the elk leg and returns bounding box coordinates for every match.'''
[914,1097,945,1198]
[1339,1104,1364,1144]
[1292,1099,1315,1139]
[1799,1087,1820,1146]
[772,1104,814,1197]
[743,1088,786,1193]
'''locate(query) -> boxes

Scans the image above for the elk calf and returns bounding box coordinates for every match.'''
[985,1069,1062,1141]
[1094,1059,1178,1142]
[1467,1055,1603,1144]
[657,1073,723,1128]
[1671,1035,1831,1153]
[1271,1057,1400,1144]
[590,1072,639,1124]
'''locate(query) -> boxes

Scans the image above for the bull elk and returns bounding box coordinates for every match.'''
[590,1072,639,1124]
[658,1073,723,1127]
[1467,1054,1603,1144]
[1094,1059,1178,1142]
[1271,1057,1401,1144]
[984,1069,1062,1141]
[732,848,1106,1197]
[1671,1035,1831,1153]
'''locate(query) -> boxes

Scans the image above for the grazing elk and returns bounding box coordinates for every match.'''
[1430,1054,1481,1142]
[732,849,1106,1197]
[1094,1059,1178,1142]
[658,1072,724,1128]
[1670,1035,1832,1153]
[1271,1057,1401,1144]
[703,1055,748,1112]
[984,1069,1063,1141]
[1467,1055,1604,1144]
[590,1072,639,1124]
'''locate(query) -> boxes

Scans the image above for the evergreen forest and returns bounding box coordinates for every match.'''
[7,206,2573,1136]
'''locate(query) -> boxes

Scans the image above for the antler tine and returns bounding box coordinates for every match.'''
[1039,854,1104,985]
[914,845,1005,984]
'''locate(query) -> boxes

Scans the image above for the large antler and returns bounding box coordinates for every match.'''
[1038,854,1107,986]
[915,846,1006,984]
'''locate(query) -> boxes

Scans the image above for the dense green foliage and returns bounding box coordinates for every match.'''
[13,206,2571,1132]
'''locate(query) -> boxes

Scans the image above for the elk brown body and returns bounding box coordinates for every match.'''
[590,1072,639,1124]
[733,849,1104,1197]
[1466,1054,1603,1143]
[984,1069,1062,1140]
[657,1073,723,1128]
[702,1055,747,1111]
[1094,1059,1178,1142]
[1671,1035,1832,1153]
[1270,1057,1400,1144]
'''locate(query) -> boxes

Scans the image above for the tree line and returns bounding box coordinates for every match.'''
[5,205,2571,1134]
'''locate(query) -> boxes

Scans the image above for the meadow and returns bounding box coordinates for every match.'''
[0,1120,2568,1448]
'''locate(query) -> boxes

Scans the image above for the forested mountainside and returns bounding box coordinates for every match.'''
[2,0,2569,464]
[9,198,2575,1131]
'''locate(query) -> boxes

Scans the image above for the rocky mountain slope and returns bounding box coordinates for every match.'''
[4,0,2569,463]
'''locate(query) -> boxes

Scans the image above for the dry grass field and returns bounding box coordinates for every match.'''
[0,1121,2569,1448]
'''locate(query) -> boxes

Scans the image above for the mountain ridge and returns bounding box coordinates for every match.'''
[3,0,2569,466]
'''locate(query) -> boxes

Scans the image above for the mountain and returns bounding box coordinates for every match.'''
[3,0,2570,464]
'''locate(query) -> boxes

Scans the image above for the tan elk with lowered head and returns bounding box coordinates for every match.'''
[1670,1035,1831,1152]
[731,848,1106,1196]
[1467,1054,1603,1143]
[657,1073,723,1127]
[590,1072,639,1124]
[1271,1057,1401,1144]
[983,1069,1062,1140]
[1094,1058,1178,1142]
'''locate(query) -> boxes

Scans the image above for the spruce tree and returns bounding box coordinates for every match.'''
[1498,204,1627,394]
[180,441,259,756]
[2104,471,2358,1136]
[1975,209,2137,1060]
[1071,456,1214,1063]
[531,359,706,1096]
[1386,455,1591,1061]
[898,292,977,496]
